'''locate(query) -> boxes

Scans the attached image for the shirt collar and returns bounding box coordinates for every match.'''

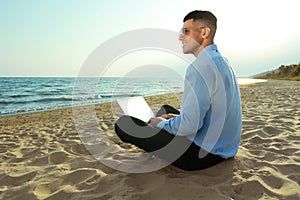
[203,44,218,52]
[196,44,218,58]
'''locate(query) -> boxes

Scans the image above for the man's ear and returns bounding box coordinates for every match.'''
[202,27,211,39]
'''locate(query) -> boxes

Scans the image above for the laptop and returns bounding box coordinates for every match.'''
[116,96,155,122]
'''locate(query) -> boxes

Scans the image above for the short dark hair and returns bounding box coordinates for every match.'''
[184,10,217,38]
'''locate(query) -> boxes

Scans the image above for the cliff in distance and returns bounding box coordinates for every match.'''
[253,62,300,81]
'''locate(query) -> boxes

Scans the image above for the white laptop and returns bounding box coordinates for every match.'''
[116,96,155,122]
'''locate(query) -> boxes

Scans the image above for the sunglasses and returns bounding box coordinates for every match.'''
[179,27,205,36]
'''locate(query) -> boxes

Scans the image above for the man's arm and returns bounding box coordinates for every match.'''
[156,66,211,136]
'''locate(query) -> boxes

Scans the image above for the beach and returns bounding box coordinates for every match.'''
[0,80,299,199]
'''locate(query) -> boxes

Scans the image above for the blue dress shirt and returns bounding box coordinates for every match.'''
[157,44,242,158]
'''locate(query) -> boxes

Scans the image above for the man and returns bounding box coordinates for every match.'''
[115,10,242,171]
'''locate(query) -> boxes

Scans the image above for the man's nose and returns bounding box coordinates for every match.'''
[179,34,184,41]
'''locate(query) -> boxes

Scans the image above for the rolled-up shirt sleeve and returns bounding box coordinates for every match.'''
[157,65,211,136]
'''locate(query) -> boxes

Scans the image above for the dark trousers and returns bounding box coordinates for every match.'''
[114,105,225,171]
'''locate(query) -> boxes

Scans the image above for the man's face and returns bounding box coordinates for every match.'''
[179,19,204,55]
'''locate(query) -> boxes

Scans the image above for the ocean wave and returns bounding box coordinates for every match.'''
[0,103,72,116]
[32,96,74,103]
[99,93,140,98]
[35,90,67,96]
[2,95,104,105]
[0,101,12,105]
[1,96,74,105]
[9,94,33,98]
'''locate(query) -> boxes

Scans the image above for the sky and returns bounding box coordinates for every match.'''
[0,0,299,77]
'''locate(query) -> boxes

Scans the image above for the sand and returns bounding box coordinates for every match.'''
[0,80,299,200]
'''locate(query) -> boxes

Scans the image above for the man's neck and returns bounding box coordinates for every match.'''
[193,40,214,57]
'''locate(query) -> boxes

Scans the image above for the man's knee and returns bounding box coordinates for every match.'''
[115,115,148,141]
[114,115,131,142]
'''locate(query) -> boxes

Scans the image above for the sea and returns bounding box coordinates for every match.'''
[0,77,266,116]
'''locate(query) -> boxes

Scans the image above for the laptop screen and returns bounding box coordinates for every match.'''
[116,96,155,122]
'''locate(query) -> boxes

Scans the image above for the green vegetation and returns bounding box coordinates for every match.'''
[254,62,300,81]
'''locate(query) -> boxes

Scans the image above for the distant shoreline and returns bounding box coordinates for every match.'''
[255,77,300,81]
[252,62,300,81]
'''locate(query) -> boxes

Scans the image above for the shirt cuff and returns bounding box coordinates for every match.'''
[156,120,167,129]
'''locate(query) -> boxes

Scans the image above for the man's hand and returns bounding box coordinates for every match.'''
[161,113,178,119]
[148,117,166,127]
